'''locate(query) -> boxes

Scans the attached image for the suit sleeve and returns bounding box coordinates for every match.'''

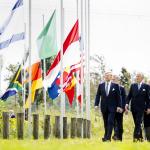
[146,85,150,109]
[121,87,126,109]
[94,84,101,106]
[126,85,132,105]
[116,84,121,107]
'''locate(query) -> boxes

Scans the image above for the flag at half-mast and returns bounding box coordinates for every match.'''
[23,44,43,108]
[0,65,22,100]
[43,20,81,89]
[36,10,58,59]
[45,20,81,105]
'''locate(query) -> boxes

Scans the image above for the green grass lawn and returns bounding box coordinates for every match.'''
[0,139,150,150]
[0,108,150,150]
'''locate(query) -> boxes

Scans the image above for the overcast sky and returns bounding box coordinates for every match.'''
[1,0,150,91]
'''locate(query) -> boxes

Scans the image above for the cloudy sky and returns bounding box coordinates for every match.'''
[1,0,150,91]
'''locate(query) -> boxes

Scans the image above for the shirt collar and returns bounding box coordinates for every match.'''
[105,81,111,85]
[138,81,143,86]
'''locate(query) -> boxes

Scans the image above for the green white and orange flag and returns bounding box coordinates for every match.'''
[36,10,58,59]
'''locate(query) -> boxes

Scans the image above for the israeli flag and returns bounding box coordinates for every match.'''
[0,0,25,50]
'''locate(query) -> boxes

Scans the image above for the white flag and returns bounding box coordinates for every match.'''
[0,0,24,50]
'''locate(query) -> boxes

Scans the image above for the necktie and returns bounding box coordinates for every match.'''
[106,82,109,96]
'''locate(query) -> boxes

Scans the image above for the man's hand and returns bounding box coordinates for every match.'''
[125,104,129,111]
[147,108,150,115]
[117,107,123,113]
[94,106,99,111]
[124,104,129,115]
[124,110,128,115]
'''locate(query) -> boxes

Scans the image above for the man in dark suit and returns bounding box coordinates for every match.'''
[95,71,122,142]
[125,73,150,142]
[144,112,150,142]
[143,80,150,142]
[112,75,126,141]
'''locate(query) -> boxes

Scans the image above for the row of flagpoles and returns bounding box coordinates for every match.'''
[0,0,90,138]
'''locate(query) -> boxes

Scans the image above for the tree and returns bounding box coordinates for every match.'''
[90,54,106,85]
[120,67,131,92]
[90,54,106,105]
[4,63,20,82]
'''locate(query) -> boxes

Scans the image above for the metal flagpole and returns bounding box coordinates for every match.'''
[85,0,88,121]
[42,14,47,114]
[23,56,26,115]
[0,55,3,95]
[60,0,65,139]
[80,0,85,138]
[22,23,26,116]
[85,0,90,121]
[28,0,32,135]
[87,0,91,121]
[0,55,3,97]
[76,0,80,118]
[80,0,84,120]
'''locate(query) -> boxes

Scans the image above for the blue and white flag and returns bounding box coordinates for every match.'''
[0,0,25,50]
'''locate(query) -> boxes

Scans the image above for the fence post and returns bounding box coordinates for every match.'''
[83,119,87,138]
[70,117,76,138]
[17,113,24,139]
[76,118,83,138]
[33,114,39,140]
[87,119,91,138]
[44,115,50,139]
[3,112,9,139]
[54,116,60,138]
[63,117,68,139]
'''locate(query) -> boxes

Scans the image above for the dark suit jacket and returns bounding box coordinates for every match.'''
[126,83,150,112]
[94,82,121,113]
[144,113,150,127]
[119,85,126,110]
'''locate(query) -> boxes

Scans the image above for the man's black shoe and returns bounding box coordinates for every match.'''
[102,138,111,142]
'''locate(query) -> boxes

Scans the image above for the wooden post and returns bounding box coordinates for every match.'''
[63,117,67,139]
[44,115,50,139]
[71,117,76,138]
[87,119,91,138]
[76,118,83,138]
[33,114,39,140]
[17,113,24,139]
[3,112,9,139]
[55,116,60,138]
[83,119,87,138]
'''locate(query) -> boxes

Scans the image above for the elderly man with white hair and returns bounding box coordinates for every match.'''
[125,72,150,142]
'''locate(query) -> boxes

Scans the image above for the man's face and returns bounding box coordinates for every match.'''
[112,75,119,84]
[136,73,143,83]
[105,72,112,82]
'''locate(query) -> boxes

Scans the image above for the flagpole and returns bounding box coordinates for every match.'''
[85,0,90,121]
[23,58,26,115]
[22,22,26,116]
[0,55,3,97]
[76,0,80,118]
[87,0,91,121]
[80,0,84,120]
[28,0,32,135]
[80,0,85,138]
[60,0,65,139]
[42,14,47,114]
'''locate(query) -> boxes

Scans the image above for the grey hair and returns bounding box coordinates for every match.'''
[136,72,144,78]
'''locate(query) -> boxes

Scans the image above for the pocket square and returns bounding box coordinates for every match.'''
[143,89,146,91]
[112,88,115,91]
